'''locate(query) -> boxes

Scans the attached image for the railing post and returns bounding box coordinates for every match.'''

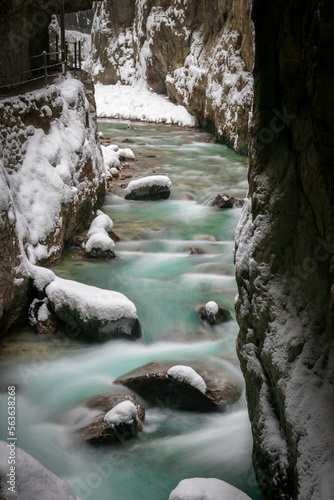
[78,41,82,70]
[43,51,48,86]
[56,35,59,61]
[65,42,68,75]
[74,41,77,70]
[60,0,66,74]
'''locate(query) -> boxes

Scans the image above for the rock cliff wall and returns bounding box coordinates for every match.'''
[235,0,334,498]
[90,0,254,154]
[0,73,105,335]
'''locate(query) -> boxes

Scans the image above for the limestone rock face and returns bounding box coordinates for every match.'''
[90,0,254,154]
[235,1,334,498]
[0,73,105,335]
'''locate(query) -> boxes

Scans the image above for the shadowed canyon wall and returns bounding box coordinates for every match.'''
[90,0,254,154]
[0,0,99,87]
[235,0,334,498]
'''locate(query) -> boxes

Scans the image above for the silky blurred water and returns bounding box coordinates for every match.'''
[0,120,264,499]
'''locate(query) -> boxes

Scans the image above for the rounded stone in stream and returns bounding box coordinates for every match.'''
[211,193,245,209]
[124,175,171,201]
[45,278,142,342]
[84,247,116,259]
[198,304,232,325]
[77,392,145,445]
[114,361,243,412]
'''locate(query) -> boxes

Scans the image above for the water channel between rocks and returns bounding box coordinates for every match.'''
[0,120,264,499]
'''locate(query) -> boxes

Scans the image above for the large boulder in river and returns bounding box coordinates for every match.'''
[169,478,251,500]
[77,392,145,445]
[0,441,79,500]
[45,277,141,341]
[124,175,171,200]
[114,361,243,412]
[211,193,244,209]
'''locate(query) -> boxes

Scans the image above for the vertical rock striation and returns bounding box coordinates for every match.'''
[90,0,254,154]
[235,1,334,498]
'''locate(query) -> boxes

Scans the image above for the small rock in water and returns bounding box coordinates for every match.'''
[211,193,245,209]
[114,361,243,412]
[29,298,58,335]
[198,303,232,325]
[184,246,207,255]
[125,175,171,201]
[76,392,145,445]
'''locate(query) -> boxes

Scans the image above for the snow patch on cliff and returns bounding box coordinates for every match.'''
[166,29,253,151]
[0,75,104,271]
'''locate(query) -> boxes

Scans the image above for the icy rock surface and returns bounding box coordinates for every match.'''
[0,441,80,500]
[169,477,251,500]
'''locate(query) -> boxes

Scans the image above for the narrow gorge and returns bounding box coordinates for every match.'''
[0,1,333,500]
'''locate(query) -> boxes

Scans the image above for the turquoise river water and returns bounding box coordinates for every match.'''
[0,120,264,499]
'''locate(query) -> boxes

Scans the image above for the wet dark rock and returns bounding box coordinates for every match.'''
[77,392,145,445]
[198,304,232,326]
[36,314,58,336]
[184,246,207,255]
[114,361,243,412]
[84,248,116,259]
[109,231,121,242]
[125,185,171,201]
[73,235,88,248]
[211,193,245,209]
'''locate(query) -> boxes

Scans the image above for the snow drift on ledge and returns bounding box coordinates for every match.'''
[95,83,195,127]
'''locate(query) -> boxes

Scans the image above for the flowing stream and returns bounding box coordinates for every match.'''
[0,120,264,499]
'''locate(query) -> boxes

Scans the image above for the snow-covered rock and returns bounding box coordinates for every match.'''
[101,143,136,176]
[167,365,207,394]
[205,301,219,315]
[115,361,243,412]
[45,276,141,341]
[0,441,80,500]
[125,175,172,201]
[104,400,138,425]
[169,478,251,500]
[211,193,245,209]
[84,210,116,259]
[197,303,232,326]
[75,392,145,445]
